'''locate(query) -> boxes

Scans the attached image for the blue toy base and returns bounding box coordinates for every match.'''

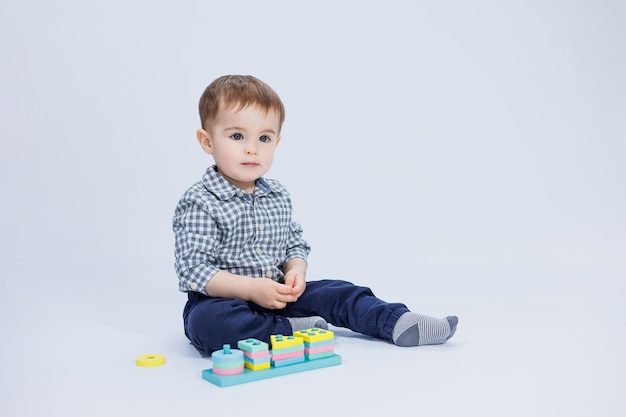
[202,354,342,387]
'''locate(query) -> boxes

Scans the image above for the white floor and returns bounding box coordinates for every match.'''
[2,250,624,416]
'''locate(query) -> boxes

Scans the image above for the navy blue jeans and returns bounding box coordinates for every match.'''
[183,279,409,354]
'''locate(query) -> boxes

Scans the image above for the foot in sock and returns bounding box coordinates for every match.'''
[287,316,328,332]
[392,312,458,347]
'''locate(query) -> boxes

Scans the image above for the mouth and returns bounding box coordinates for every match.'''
[241,162,260,167]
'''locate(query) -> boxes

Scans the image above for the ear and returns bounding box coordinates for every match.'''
[196,129,214,155]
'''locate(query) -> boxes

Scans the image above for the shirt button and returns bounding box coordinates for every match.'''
[265,270,273,278]
[255,248,262,255]
[190,282,198,290]
[236,190,245,197]
[259,224,265,231]
[254,201,259,207]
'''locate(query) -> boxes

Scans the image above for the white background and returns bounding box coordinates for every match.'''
[1,1,625,416]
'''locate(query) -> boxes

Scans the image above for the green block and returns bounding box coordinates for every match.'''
[237,338,269,353]
[305,351,334,361]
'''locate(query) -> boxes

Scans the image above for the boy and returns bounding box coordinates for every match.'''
[173,75,458,355]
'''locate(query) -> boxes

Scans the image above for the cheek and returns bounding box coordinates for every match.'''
[263,145,277,159]
[214,147,238,163]
[262,151,276,163]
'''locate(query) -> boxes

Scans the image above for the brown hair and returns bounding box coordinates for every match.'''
[198,75,285,131]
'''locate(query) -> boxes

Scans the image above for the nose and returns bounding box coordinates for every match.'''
[244,141,258,155]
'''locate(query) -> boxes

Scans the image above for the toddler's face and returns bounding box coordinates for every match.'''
[197,105,281,193]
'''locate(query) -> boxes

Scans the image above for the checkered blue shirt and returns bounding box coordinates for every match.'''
[173,165,310,294]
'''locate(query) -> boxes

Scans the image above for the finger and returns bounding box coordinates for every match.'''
[280,291,299,305]
[292,279,305,293]
[283,273,295,287]
[276,283,294,295]
[281,292,298,303]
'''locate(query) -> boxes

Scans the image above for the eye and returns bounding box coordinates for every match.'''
[259,135,271,143]
[230,133,244,140]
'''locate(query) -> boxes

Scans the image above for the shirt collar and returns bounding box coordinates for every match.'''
[201,165,274,200]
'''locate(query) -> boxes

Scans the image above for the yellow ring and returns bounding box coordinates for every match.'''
[136,354,166,367]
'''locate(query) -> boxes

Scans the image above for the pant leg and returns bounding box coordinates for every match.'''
[183,291,293,355]
[282,279,409,342]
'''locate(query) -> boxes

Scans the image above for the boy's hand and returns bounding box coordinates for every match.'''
[283,270,306,299]
[283,257,307,300]
[250,278,299,310]
[204,262,308,310]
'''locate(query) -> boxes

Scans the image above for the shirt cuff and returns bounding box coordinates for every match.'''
[285,248,309,263]
[181,264,220,294]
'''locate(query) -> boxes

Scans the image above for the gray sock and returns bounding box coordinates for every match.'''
[288,316,328,332]
[392,312,458,347]
[446,315,458,340]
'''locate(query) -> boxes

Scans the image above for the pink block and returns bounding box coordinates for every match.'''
[243,350,270,359]
[212,366,244,376]
[304,345,334,355]
[271,351,304,361]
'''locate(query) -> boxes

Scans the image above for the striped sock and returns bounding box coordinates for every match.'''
[392,312,458,347]
[287,316,328,332]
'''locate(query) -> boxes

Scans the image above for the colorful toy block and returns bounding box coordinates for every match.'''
[304,345,335,355]
[293,328,334,343]
[303,338,334,348]
[243,353,271,371]
[270,344,303,354]
[272,356,306,367]
[270,334,303,349]
[293,328,335,361]
[211,344,244,376]
[243,350,270,363]
[271,350,304,361]
[203,334,342,387]
[305,351,335,361]
[243,360,271,371]
[203,353,342,387]
[237,338,271,371]
[272,352,304,367]
[270,334,304,367]
[238,338,269,353]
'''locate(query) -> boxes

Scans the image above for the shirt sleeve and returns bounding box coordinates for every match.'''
[172,195,221,294]
[284,221,311,263]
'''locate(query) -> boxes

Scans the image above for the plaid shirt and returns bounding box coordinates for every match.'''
[173,165,310,294]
